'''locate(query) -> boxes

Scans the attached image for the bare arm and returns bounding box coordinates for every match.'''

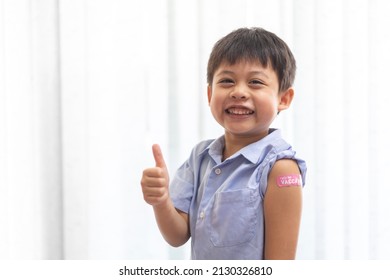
[153,201,190,247]
[140,144,190,247]
[264,159,303,259]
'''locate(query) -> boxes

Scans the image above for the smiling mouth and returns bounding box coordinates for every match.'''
[225,107,255,115]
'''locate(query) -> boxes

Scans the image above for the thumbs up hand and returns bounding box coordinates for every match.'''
[141,144,170,206]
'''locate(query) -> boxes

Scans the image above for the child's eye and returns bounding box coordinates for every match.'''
[249,80,266,88]
[219,79,234,84]
[249,80,264,85]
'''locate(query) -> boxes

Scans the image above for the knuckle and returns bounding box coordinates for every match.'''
[156,187,166,196]
[142,169,150,176]
[155,168,165,177]
[157,177,166,187]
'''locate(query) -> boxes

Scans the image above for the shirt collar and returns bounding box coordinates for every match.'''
[199,129,282,164]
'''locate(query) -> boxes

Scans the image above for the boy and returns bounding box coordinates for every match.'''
[140,27,307,259]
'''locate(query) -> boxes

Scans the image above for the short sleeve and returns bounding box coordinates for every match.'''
[258,147,307,198]
[169,139,214,214]
[170,160,195,214]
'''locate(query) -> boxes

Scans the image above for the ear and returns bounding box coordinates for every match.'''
[277,87,294,113]
[207,85,212,104]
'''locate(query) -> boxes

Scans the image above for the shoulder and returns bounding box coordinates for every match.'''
[178,138,216,170]
[189,136,224,159]
[192,139,215,153]
[270,159,301,176]
[268,159,302,189]
[257,134,306,193]
[259,132,306,188]
[266,159,302,198]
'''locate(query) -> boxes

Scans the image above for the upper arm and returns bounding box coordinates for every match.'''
[263,159,303,260]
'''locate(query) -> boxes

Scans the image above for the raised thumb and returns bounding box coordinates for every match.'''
[152,144,166,168]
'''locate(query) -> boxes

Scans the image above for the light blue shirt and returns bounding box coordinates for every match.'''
[170,129,307,259]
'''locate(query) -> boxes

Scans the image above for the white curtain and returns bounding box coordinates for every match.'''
[1,0,390,259]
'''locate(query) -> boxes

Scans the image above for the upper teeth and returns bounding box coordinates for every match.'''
[227,108,254,115]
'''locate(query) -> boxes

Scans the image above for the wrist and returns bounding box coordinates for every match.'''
[153,197,173,212]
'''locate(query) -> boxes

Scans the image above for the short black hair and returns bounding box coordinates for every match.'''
[207,27,296,93]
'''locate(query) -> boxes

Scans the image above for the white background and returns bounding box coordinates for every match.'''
[1,0,390,259]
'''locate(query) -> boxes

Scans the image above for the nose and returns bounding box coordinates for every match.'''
[230,85,249,100]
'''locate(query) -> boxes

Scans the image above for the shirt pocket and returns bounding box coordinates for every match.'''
[208,188,259,247]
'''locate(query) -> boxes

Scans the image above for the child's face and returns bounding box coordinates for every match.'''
[208,60,290,141]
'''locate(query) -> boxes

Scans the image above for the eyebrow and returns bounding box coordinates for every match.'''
[215,70,270,79]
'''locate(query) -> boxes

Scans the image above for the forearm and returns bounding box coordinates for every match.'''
[153,199,190,247]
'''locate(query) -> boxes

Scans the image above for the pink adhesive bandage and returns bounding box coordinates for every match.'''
[276,174,302,187]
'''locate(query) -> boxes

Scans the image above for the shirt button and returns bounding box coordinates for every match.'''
[199,211,205,219]
[214,168,221,175]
